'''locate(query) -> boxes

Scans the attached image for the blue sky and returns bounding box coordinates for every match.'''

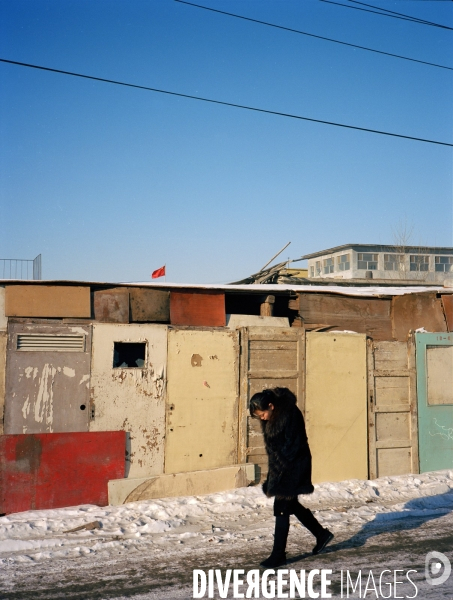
[0,0,452,283]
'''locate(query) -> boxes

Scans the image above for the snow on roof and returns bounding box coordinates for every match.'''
[2,279,452,297]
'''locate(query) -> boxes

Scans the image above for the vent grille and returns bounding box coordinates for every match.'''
[17,334,85,352]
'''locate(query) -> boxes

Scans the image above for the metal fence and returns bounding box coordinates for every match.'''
[0,254,42,280]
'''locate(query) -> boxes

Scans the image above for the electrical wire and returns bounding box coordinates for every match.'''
[1,58,452,148]
[347,0,453,30]
[174,0,453,71]
[320,0,453,31]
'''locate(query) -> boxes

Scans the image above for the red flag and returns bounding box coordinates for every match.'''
[152,265,165,279]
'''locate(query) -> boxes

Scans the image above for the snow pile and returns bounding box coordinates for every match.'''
[0,469,452,566]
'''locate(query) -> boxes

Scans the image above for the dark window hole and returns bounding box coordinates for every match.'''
[199,454,203,457]
[113,342,146,368]
[80,404,86,411]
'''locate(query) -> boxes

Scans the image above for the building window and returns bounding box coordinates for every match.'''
[435,256,453,273]
[357,253,378,270]
[410,255,429,272]
[113,342,146,368]
[310,266,314,277]
[384,254,404,271]
[315,261,321,276]
[323,257,334,274]
[337,253,350,271]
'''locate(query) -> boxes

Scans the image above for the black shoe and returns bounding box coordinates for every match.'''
[260,552,287,568]
[312,529,334,555]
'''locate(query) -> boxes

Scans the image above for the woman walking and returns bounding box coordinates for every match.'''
[250,387,333,568]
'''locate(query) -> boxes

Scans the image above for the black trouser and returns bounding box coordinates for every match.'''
[273,496,325,538]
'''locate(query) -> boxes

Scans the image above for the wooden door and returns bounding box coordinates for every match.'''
[368,337,419,478]
[239,327,305,482]
[416,332,453,473]
[4,323,91,434]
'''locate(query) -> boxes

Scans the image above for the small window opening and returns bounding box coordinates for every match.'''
[113,342,146,368]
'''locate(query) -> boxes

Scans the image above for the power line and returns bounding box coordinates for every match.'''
[347,0,453,29]
[320,0,453,31]
[1,58,452,148]
[174,0,453,71]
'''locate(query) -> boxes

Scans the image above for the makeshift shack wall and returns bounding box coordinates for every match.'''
[89,324,167,479]
[305,332,368,483]
[0,287,5,435]
[165,328,239,474]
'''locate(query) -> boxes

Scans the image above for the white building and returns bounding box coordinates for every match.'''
[301,244,453,283]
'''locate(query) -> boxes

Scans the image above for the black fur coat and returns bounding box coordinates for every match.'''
[261,400,314,498]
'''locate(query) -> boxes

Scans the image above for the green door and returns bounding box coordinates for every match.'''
[416,333,453,473]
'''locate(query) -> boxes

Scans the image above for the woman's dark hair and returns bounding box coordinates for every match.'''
[249,387,297,418]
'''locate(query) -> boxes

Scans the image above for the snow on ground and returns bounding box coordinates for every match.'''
[1,470,453,598]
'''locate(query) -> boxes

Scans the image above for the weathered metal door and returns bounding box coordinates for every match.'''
[165,328,239,474]
[416,332,453,473]
[4,323,91,434]
[368,337,419,478]
[239,327,305,482]
[305,332,368,483]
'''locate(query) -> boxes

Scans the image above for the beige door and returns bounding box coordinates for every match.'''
[90,323,168,479]
[305,332,368,483]
[239,327,305,482]
[367,337,419,478]
[165,328,239,474]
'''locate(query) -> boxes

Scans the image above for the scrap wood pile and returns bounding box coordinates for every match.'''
[230,260,308,285]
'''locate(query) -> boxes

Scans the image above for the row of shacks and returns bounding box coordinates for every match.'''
[0,280,452,514]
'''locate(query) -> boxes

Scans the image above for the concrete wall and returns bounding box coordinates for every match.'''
[305,332,368,483]
[307,250,449,282]
[165,329,239,474]
[90,323,167,479]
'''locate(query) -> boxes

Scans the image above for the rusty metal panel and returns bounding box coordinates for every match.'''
[392,292,447,341]
[0,286,6,330]
[0,431,125,514]
[93,288,129,323]
[441,294,453,332]
[4,323,92,434]
[130,288,170,322]
[296,293,392,341]
[0,332,6,435]
[170,291,226,326]
[5,285,90,318]
[165,329,239,474]
[90,323,167,479]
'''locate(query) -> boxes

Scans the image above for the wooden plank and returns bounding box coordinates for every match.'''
[94,288,129,323]
[0,431,125,514]
[376,410,410,441]
[170,291,225,327]
[297,293,392,341]
[408,334,419,474]
[367,339,377,479]
[377,447,412,476]
[248,370,299,379]
[5,285,91,318]
[441,295,453,332]
[375,376,410,406]
[130,289,170,323]
[392,292,447,342]
[374,341,407,370]
[375,440,412,449]
[238,328,249,465]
